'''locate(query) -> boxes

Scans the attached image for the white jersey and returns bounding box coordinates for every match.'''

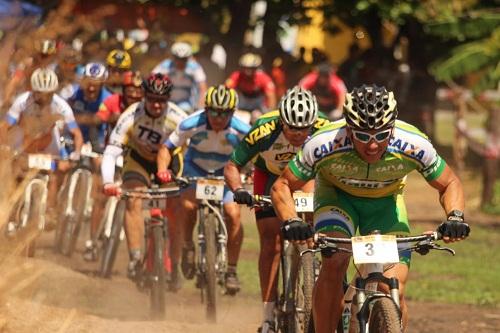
[6,91,77,156]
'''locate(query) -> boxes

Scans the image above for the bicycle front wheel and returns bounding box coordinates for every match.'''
[202,208,217,322]
[99,199,125,278]
[368,297,401,333]
[25,184,45,257]
[295,245,315,333]
[150,225,166,320]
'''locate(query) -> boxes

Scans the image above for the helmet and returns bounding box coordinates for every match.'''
[31,68,59,92]
[239,53,262,68]
[106,49,132,69]
[123,71,143,87]
[35,39,57,55]
[83,62,108,81]
[171,42,192,59]
[205,85,238,110]
[344,84,398,130]
[279,86,318,128]
[142,72,173,96]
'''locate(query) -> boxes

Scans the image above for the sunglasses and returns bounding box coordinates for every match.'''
[207,108,232,118]
[146,95,169,104]
[351,129,392,143]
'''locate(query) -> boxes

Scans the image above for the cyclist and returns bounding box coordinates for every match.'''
[223,86,330,332]
[270,84,470,333]
[101,73,187,290]
[153,42,207,113]
[57,46,83,99]
[105,49,133,94]
[157,85,250,293]
[299,62,347,120]
[225,52,277,123]
[0,68,83,219]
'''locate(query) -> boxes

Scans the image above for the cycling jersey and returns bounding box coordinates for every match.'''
[230,110,330,176]
[299,71,346,111]
[6,91,77,157]
[66,86,112,152]
[152,58,206,111]
[165,109,250,172]
[226,70,275,98]
[289,119,446,198]
[96,93,125,122]
[102,101,187,185]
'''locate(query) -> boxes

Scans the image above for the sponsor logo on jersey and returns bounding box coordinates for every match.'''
[327,163,359,174]
[137,125,162,145]
[313,118,330,129]
[245,120,277,145]
[389,137,425,160]
[338,178,396,189]
[313,135,352,158]
[275,152,295,161]
[375,163,404,173]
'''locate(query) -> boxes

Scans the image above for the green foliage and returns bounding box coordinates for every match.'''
[424,10,500,40]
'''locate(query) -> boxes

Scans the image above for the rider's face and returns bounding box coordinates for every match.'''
[242,67,256,77]
[282,123,312,147]
[173,57,188,70]
[82,79,103,102]
[145,93,169,118]
[348,127,393,163]
[123,86,144,106]
[206,108,232,131]
[32,91,54,106]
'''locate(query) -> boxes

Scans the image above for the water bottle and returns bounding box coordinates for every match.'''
[342,300,352,333]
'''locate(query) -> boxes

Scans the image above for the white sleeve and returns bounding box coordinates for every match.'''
[101,144,123,184]
[108,108,134,148]
[152,59,170,74]
[192,61,206,83]
[6,92,29,125]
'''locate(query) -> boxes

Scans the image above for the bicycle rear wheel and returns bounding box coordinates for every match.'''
[150,225,166,320]
[203,209,217,322]
[24,184,44,257]
[99,199,125,278]
[368,297,401,333]
[294,244,315,333]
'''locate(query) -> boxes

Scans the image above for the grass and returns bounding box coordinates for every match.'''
[236,220,500,307]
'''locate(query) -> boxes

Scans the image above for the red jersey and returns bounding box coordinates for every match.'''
[226,70,276,97]
[97,93,125,122]
[299,71,347,111]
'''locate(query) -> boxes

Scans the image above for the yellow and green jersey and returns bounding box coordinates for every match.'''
[289,119,446,198]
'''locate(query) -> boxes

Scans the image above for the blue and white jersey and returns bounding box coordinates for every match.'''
[165,109,250,172]
[152,58,206,111]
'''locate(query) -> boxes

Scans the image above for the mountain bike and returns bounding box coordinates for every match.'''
[122,185,180,320]
[304,231,456,333]
[54,143,100,257]
[6,153,56,257]
[253,194,317,333]
[177,174,229,322]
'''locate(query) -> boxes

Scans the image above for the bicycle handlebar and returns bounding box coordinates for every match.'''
[120,186,181,199]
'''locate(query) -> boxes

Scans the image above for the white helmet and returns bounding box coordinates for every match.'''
[279,86,318,128]
[83,62,108,81]
[31,68,59,92]
[171,42,192,58]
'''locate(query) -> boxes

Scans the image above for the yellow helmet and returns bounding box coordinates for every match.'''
[106,49,132,70]
[239,53,262,68]
[205,85,238,110]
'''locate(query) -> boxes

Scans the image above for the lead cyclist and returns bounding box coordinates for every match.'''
[271,84,470,333]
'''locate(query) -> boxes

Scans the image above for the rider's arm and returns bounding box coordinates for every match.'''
[157,145,172,173]
[224,160,243,192]
[427,164,465,216]
[271,166,307,222]
[69,127,83,153]
[101,144,122,184]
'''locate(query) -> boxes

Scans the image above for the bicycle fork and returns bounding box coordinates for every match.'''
[20,176,49,230]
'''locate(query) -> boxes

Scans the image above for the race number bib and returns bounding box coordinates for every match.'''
[195,179,224,201]
[28,154,53,170]
[293,192,314,212]
[351,235,399,264]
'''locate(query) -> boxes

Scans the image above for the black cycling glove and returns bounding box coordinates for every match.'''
[281,217,313,241]
[437,220,470,239]
[233,188,254,206]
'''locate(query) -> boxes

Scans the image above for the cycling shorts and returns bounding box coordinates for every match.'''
[122,149,158,186]
[313,176,412,266]
[253,167,278,219]
[182,160,234,204]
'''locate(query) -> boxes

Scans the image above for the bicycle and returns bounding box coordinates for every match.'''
[6,153,57,257]
[253,194,317,333]
[121,185,180,320]
[176,174,230,322]
[304,231,455,333]
[54,142,100,257]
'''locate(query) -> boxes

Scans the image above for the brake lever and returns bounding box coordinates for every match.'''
[433,244,456,256]
[413,242,455,256]
[300,248,321,256]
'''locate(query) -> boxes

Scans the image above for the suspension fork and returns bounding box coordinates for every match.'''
[20,175,49,230]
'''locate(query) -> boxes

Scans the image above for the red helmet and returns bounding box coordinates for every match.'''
[123,71,143,87]
[142,72,173,96]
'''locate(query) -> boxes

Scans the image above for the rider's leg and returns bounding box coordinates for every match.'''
[165,197,182,266]
[179,188,198,279]
[378,263,410,331]
[223,201,243,292]
[313,231,351,333]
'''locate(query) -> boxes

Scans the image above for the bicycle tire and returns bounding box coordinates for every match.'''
[279,242,297,333]
[25,185,44,257]
[99,199,125,278]
[59,172,90,256]
[295,245,315,333]
[150,225,166,320]
[204,209,218,322]
[368,297,401,333]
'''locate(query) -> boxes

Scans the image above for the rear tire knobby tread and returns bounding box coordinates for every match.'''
[25,185,43,257]
[99,200,125,278]
[150,225,166,320]
[296,245,315,333]
[204,211,218,322]
[368,297,402,333]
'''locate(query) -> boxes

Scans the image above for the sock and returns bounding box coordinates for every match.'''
[227,264,237,274]
[129,249,141,261]
[262,301,275,322]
